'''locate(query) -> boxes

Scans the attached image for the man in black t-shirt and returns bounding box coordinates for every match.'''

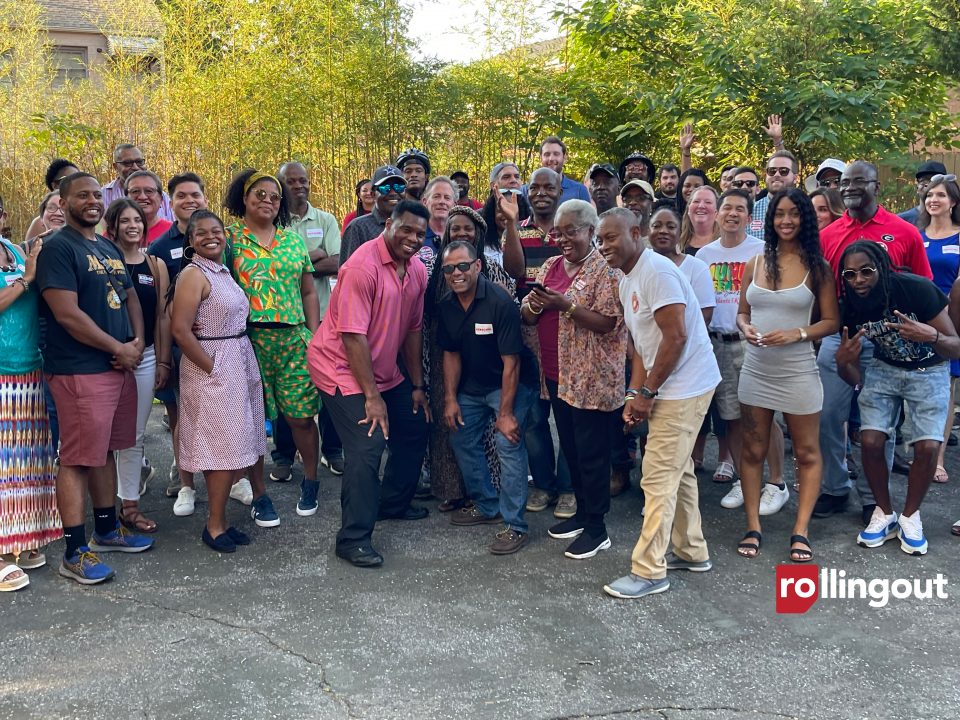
[36,172,153,585]
[437,241,539,555]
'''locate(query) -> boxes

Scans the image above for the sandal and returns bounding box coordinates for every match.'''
[789,534,814,563]
[713,461,736,483]
[1,550,46,569]
[934,465,949,484]
[737,530,762,558]
[0,562,29,592]
[120,505,158,533]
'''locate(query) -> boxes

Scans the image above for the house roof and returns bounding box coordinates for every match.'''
[39,0,163,36]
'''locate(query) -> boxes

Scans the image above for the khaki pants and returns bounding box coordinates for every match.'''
[630,389,715,579]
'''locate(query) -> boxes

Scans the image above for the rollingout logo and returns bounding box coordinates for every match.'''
[775,565,949,613]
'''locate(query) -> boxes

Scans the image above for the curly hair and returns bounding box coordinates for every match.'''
[45,159,78,191]
[762,188,826,292]
[223,168,290,227]
[838,240,900,324]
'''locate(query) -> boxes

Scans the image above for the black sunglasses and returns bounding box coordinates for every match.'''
[732,180,758,188]
[441,261,476,274]
[766,167,792,177]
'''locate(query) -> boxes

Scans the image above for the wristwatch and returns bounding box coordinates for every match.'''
[639,386,658,399]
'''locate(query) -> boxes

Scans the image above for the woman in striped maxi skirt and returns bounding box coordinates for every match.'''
[0,236,61,591]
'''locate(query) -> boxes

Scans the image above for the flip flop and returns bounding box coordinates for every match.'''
[934,465,949,484]
[713,461,736,483]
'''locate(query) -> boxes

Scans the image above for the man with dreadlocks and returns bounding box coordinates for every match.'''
[814,160,933,525]
[835,240,960,555]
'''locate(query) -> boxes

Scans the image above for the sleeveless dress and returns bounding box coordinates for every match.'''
[178,256,267,473]
[738,262,822,415]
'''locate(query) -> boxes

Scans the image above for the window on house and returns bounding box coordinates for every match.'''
[52,46,88,87]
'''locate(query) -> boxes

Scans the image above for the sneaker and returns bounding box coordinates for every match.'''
[450,506,502,526]
[297,479,320,516]
[759,482,789,516]
[251,494,280,528]
[88,524,154,553]
[489,528,528,555]
[139,459,155,496]
[813,492,848,518]
[554,493,577,519]
[720,480,744,509]
[664,551,713,572]
[321,454,344,476]
[897,511,928,556]
[525,488,557,512]
[59,547,115,585]
[269,463,292,482]
[229,478,253,506]
[857,506,898,548]
[564,531,611,559]
[173,486,196,517]
[548,517,584,539]
[603,574,670,599]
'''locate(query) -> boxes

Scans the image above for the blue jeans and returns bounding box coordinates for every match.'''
[449,384,537,533]
[525,397,572,493]
[817,333,893,504]
[859,361,950,444]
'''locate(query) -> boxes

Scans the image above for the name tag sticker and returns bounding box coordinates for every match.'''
[170,248,183,259]
[575,279,587,291]
[307,228,324,238]
[475,323,493,335]
[4,273,23,286]
[944,245,960,255]
[138,273,155,286]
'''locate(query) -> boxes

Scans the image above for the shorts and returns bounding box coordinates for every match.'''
[858,360,950,446]
[154,345,182,405]
[46,370,137,467]
[248,324,320,420]
[710,335,745,421]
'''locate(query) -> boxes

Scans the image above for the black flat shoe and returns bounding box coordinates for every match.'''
[812,492,848,518]
[202,527,237,553]
[226,527,250,546]
[336,545,384,568]
[378,505,429,521]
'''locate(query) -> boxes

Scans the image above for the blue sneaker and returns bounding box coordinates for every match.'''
[897,511,928,556]
[857,507,898,548]
[89,524,154,553]
[603,574,670,599]
[59,547,115,585]
[296,479,320,517]
[251,494,280,527]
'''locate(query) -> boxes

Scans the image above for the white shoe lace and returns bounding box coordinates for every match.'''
[864,507,893,534]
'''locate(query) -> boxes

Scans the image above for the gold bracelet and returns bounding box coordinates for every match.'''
[563,303,577,319]
[526,301,543,316]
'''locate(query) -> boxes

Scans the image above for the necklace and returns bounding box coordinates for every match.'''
[564,246,596,271]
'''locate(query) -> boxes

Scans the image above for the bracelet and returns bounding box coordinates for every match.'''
[562,303,577,319]
[798,327,808,342]
[625,390,639,400]
[13,277,29,292]
[526,302,543,316]
[933,330,940,345]
[157,362,172,369]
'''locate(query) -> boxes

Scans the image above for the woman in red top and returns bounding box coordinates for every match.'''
[341,178,374,232]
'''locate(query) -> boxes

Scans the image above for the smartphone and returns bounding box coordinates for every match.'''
[527,282,546,292]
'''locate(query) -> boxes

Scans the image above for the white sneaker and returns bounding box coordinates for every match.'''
[857,506,898,548]
[173,486,196,517]
[897,510,928,555]
[229,478,253,506]
[720,480,743,509]
[759,482,789,516]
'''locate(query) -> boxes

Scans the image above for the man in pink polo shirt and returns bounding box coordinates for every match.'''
[307,200,432,567]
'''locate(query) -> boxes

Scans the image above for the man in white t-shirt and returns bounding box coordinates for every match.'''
[695,189,786,512]
[596,207,720,600]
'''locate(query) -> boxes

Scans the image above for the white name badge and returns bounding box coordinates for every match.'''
[138,273,155,286]
[3,273,23,286]
[328,278,337,290]
[170,248,183,259]
[944,245,960,255]
[307,228,324,238]
[475,323,493,335]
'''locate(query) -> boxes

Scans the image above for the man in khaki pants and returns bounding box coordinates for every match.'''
[595,207,720,599]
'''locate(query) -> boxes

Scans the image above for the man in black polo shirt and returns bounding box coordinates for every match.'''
[339,165,406,266]
[438,241,539,555]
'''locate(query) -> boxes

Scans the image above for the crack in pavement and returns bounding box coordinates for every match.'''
[99,590,362,719]
[549,707,800,720]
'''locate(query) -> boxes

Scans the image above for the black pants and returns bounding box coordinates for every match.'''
[546,379,619,535]
[322,380,427,551]
[271,405,342,464]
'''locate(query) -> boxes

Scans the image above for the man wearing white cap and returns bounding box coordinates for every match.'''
[619,179,655,239]
[815,158,847,190]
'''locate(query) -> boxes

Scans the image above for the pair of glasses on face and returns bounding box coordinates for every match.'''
[819,177,841,189]
[841,266,877,280]
[732,179,757,188]
[766,167,792,177]
[375,183,406,195]
[117,158,146,169]
[253,188,282,203]
[839,178,878,189]
[558,224,590,240]
[441,261,475,274]
[129,187,158,198]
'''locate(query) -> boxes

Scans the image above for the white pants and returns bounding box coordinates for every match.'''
[116,345,156,501]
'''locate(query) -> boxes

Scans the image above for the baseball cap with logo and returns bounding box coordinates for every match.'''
[372,165,405,185]
[588,163,618,179]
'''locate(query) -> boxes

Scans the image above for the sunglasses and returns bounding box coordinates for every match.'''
[441,261,476,274]
[766,167,792,177]
[375,182,406,195]
[253,188,282,203]
[841,266,877,280]
[928,173,958,185]
[818,177,841,189]
[731,180,758,188]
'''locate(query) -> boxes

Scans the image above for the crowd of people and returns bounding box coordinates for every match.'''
[2,121,959,599]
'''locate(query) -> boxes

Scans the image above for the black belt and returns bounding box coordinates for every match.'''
[709,331,742,342]
[196,330,247,341]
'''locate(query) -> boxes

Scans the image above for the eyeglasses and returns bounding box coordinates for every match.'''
[128,187,158,197]
[766,167,792,177]
[818,177,841,189]
[116,158,146,169]
[839,178,878,189]
[253,188,282,203]
[558,224,591,240]
[841,266,878,280]
[441,261,475,274]
[731,180,758,188]
[375,182,406,195]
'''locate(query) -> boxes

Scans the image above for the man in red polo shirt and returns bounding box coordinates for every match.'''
[814,160,932,523]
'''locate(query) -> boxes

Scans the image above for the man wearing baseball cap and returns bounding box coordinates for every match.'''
[339,165,407,265]
[586,163,621,213]
[620,179,655,238]
[899,160,948,228]
[815,158,847,190]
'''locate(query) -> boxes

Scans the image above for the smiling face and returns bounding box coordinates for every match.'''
[649,208,681,257]
[114,205,145,247]
[495,166,522,190]
[924,184,955,219]
[731,171,759,199]
[841,162,878,212]
[811,195,836,231]
[597,213,642,271]
[719,168,736,192]
[540,142,566,174]
[765,157,797,193]
[384,211,427,262]
[279,163,310,206]
[374,177,405,215]
[41,192,65,230]
[528,169,560,218]
[190,216,227,262]
[62,176,104,228]
[447,214,477,243]
[773,196,801,243]
[114,147,145,181]
[453,175,469,199]
[126,175,162,222]
[624,160,648,182]
[555,218,593,263]
[245,178,282,225]
[687,187,717,227]
[171,182,207,225]
[425,180,456,225]
[441,245,480,296]
[358,181,375,209]
[681,174,705,203]
[842,251,879,297]
[718,195,750,234]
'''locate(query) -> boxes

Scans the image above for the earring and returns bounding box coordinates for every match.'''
[184,246,196,260]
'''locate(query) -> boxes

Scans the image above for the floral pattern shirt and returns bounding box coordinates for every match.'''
[535,250,626,411]
[227,222,312,325]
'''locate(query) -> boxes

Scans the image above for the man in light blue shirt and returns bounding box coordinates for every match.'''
[523,136,591,205]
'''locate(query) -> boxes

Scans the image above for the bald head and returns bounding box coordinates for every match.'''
[278,161,310,208]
